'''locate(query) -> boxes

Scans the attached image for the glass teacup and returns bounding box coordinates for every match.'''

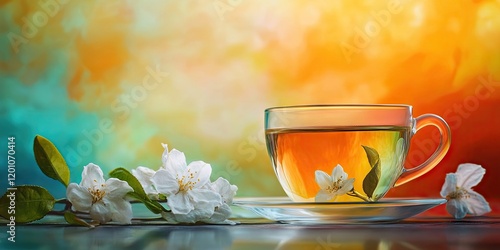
[265,105,451,202]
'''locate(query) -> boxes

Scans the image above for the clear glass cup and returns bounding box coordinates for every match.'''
[265,104,451,202]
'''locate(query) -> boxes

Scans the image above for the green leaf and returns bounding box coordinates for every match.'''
[362,145,380,169]
[362,145,381,199]
[0,185,55,223]
[109,168,165,214]
[126,192,165,214]
[33,135,70,187]
[109,168,148,197]
[64,211,94,228]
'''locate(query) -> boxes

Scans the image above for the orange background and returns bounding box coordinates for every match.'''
[1,0,499,215]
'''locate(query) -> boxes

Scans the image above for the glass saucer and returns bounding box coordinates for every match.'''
[233,197,446,224]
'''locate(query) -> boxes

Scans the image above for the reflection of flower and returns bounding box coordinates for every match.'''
[440,163,491,219]
[315,164,355,202]
[66,163,134,224]
[166,229,233,250]
[151,144,221,216]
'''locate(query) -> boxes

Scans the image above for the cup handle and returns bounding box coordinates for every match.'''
[394,114,451,187]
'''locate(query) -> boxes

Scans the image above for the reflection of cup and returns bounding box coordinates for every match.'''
[265,105,451,202]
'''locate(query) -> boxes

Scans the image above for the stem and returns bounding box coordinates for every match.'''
[55,198,68,204]
[347,189,372,202]
[47,211,66,216]
[47,210,92,218]
[132,217,164,222]
[47,210,163,222]
[55,198,72,210]
[47,198,170,222]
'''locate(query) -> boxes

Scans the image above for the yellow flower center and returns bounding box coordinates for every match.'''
[326,177,343,193]
[177,169,200,192]
[446,187,470,200]
[88,179,106,204]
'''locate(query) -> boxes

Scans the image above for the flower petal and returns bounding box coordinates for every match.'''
[446,199,468,219]
[465,190,491,216]
[168,193,194,214]
[161,143,170,166]
[315,170,332,190]
[186,161,212,188]
[455,163,485,189]
[80,163,105,188]
[315,189,333,202]
[211,177,238,204]
[332,164,347,180]
[204,203,232,224]
[90,202,111,223]
[189,189,222,210]
[164,148,187,172]
[152,169,179,195]
[338,178,355,195]
[132,166,155,186]
[66,183,92,213]
[171,210,201,224]
[440,173,457,198]
[170,208,214,224]
[109,199,133,224]
[132,166,158,195]
[104,178,133,200]
[160,211,177,223]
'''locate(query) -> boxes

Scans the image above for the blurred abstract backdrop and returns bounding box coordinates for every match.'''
[1,0,499,214]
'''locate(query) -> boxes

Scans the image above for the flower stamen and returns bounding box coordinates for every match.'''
[177,169,199,192]
[88,182,106,204]
[446,187,470,201]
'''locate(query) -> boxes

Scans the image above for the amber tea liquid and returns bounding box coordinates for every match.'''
[266,126,410,202]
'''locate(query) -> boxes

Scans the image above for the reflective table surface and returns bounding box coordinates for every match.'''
[1,216,500,249]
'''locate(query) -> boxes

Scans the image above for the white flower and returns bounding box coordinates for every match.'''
[151,147,221,215]
[130,144,178,199]
[66,163,134,224]
[203,177,238,224]
[315,164,355,202]
[134,144,239,224]
[161,177,238,224]
[210,177,238,205]
[161,143,170,165]
[131,166,158,199]
[161,143,186,170]
[440,163,491,219]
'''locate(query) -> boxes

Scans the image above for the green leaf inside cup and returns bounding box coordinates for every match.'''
[362,145,381,199]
